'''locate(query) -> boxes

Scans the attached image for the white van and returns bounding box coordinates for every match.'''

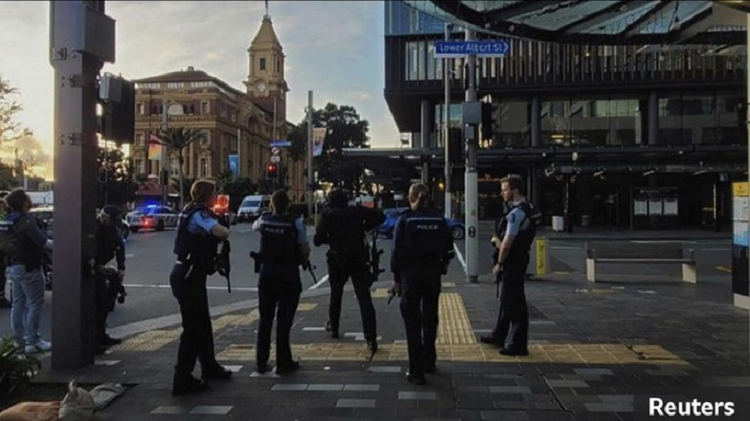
[237,195,271,222]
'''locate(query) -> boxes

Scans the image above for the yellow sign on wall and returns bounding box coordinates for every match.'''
[733,182,748,197]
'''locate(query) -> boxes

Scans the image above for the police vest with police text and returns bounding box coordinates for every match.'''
[173,203,219,270]
[259,213,299,265]
[401,207,450,264]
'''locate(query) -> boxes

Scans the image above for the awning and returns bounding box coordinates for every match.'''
[404,1,747,45]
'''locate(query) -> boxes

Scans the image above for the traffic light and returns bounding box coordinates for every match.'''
[448,127,463,166]
[266,162,278,180]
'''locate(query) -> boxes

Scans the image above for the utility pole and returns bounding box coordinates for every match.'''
[307,90,314,219]
[161,97,168,206]
[444,22,452,219]
[51,0,114,368]
[464,28,479,284]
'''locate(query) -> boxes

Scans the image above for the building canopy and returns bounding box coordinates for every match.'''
[404,1,747,45]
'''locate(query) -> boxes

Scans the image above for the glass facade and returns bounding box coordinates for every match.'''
[385,0,451,36]
[659,92,744,146]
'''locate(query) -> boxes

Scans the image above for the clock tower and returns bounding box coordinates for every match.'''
[245,9,288,123]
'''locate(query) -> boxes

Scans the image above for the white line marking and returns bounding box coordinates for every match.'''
[309,274,330,290]
[122,284,258,292]
[453,243,466,272]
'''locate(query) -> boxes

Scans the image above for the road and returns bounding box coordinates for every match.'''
[0,222,733,341]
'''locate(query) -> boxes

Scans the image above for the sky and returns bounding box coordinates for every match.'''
[0,0,401,180]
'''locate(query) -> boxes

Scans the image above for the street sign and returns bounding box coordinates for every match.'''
[434,40,510,58]
[270,140,292,148]
[271,147,280,155]
[270,155,281,163]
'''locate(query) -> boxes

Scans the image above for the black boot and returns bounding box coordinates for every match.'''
[172,371,209,396]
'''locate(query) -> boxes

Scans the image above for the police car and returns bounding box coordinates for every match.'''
[126,204,178,232]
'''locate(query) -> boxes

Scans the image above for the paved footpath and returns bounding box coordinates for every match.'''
[27,256,750,421]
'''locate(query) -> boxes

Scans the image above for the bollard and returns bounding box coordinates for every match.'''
[535,238,549,277]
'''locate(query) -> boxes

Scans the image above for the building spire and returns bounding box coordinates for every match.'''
[264,0,269,18]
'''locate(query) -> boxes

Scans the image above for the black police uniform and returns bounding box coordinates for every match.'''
[170,203,229,393]
[94,212,126,347]
[255,212,303,373]
[313,205,385,344]
[391,206,453,383]
[490,200,536,355]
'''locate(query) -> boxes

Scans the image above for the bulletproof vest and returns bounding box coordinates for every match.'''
[321,206,368,261]
[508,201,538,256]
[0,213,44,269]
[173,204,219,269]
[259,213,299,265]
[402,207,449,264]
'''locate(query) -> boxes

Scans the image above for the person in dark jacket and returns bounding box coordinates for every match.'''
[93,205,127,353]
[252,190,309,374]
[313,189,385,351]
[1,188,53,353]
[169,180,232,396]
[389,183,453,385]
[0,190,10,308]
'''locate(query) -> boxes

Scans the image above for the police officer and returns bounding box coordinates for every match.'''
[1,188,53,353]
[252,190,309,374]
[94,205,126,354]
[313,189,384,351]
[480,175,536,356]
[390,183,453,385]
[170,180,232,396]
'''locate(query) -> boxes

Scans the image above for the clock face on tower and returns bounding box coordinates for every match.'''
[257,82,267,93]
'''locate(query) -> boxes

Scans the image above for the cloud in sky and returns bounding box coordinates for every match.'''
[0,1,403,180]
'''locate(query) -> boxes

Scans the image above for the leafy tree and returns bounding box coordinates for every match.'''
[288,103,370,193]
[1,76,32,145]
[216,170,258,211]
[0,162,19,191]
[97,147,138,208]
[157,127,205,210]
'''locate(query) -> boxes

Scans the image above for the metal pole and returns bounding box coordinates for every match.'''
[307,90,314,219]
[465,28,479,284]
[161,98,168,206]
[444,22,452,219]
[51,0,107,368]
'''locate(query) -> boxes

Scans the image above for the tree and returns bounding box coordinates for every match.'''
[216,170,258,211]
[97,147,138,208]
[0,162,18,191]
[157,127,205,210]
[0,76,32,145]
[288,103,370,193]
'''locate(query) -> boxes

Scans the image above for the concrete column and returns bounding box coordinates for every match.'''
[420,99,430,149]
[51,0,110,369]
[648,92,659,145]
[531,96,541,147]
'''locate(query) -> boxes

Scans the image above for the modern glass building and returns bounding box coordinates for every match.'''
[383,0,747,229]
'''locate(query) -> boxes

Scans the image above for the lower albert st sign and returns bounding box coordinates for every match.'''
[434,40,510,58]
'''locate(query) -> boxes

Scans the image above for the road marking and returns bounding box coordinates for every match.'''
[453,243,466,272]
[309,274,330,290]
[123,284,258,292]
[716,265,732,273]
[438,293,476,344]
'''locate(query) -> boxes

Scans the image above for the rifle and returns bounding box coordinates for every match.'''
[213,194,232,293]
[302,260,317,285]
[368,230,384,283]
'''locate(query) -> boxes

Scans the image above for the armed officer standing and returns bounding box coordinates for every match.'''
[390,183,453,385]
[170,180,233,396]
[480,175,536,356]
[93,205,127,354]
[252,190,309,374]
[313,189,385,351]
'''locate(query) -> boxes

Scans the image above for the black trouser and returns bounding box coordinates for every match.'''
[327,258,377,340]
[491,253,530,352]
[256,273,301,368]
[94,271,109,342]
[399,265,442,378]
[170,264,219,378]
[0,254,7,301]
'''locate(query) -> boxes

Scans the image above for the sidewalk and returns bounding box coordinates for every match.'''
[23,266,749,420]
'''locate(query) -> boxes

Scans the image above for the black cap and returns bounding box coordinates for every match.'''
[101,205,122,219]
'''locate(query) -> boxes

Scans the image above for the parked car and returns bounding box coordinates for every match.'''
[376,207,465,240]
[126,205,178,232]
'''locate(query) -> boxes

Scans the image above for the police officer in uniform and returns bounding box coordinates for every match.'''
[252,190,309,374]
[93,205,126,353]
[314,189,384,350]
[390,183,453,385]
[170,180,232,396]
[480,175,536,356]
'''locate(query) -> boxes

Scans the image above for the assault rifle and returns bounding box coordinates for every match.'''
[368,230,384,284]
